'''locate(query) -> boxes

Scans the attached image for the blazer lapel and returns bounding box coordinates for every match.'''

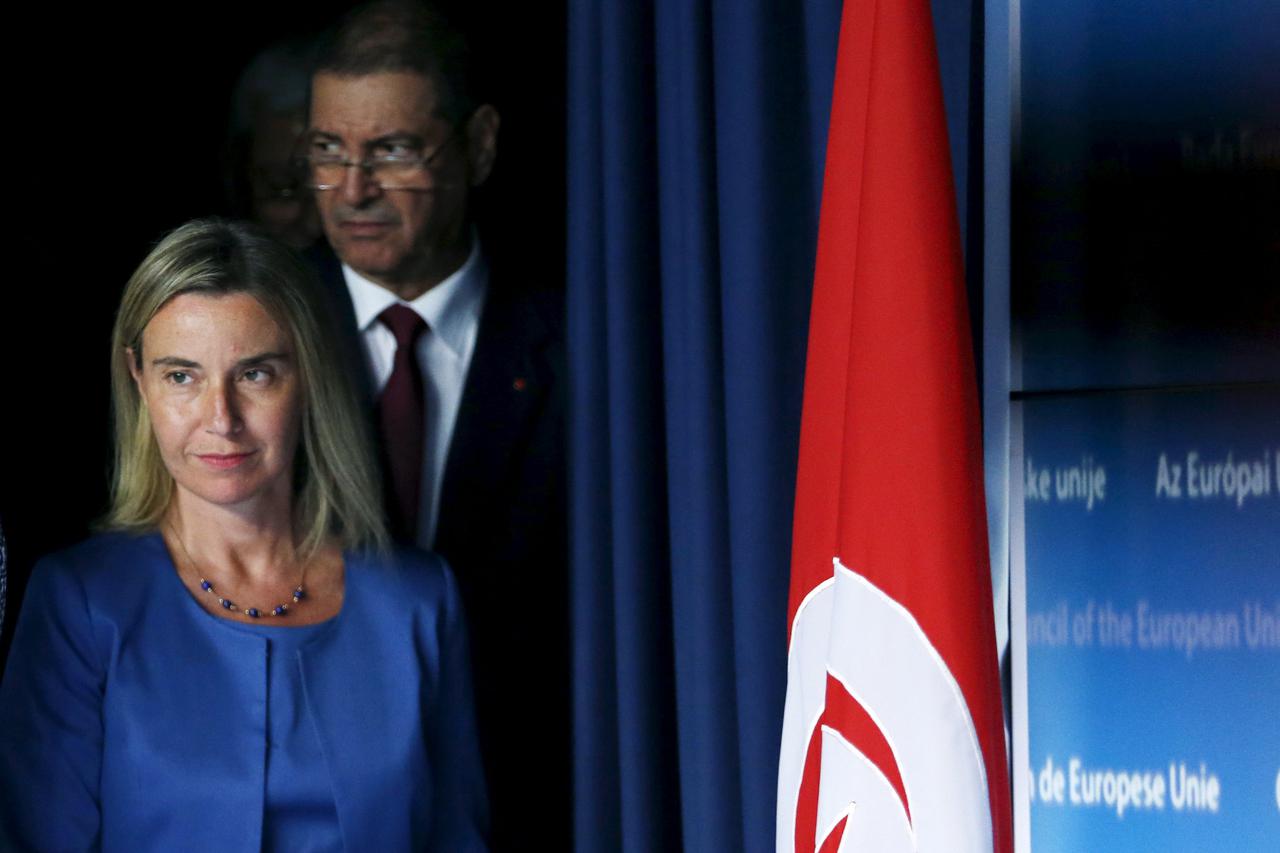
[297,564,410,852]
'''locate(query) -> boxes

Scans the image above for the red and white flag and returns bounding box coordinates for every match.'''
[776,0,1012,850]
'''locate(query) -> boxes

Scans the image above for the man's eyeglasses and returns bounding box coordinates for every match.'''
[299,130,460,191]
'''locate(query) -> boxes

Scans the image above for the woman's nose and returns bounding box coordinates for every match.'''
[205,382,243,435]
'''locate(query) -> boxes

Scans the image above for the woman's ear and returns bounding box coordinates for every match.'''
[125,347,143,388]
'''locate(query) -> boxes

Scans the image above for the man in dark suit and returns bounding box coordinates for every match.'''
[302,3,568,847]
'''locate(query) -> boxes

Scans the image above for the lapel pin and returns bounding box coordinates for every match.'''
[512,377,528,392]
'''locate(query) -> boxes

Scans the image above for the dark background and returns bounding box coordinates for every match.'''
[1012,0,1280,391]
[0,1,567,669]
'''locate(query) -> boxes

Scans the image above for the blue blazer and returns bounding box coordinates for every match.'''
[0,532,488,851]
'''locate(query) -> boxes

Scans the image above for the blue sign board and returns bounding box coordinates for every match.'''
[1016,388,1279,850]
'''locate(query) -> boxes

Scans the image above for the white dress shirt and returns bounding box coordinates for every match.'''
[342,242,488,547]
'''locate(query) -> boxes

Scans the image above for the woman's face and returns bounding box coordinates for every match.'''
[130,291,303,515]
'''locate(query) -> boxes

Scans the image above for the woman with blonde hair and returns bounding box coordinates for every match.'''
[0,219,487,851]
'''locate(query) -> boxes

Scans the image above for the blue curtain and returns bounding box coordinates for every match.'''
[566,1,977,849]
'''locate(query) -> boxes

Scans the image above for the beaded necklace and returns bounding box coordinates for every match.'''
[169,526,307,619]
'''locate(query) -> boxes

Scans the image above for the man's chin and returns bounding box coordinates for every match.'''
[334,242,403,279]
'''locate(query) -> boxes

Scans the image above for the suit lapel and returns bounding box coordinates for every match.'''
[436,285,554,555]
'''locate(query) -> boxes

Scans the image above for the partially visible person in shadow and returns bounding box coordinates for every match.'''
[0,220,488,851]
[224,38,324,251]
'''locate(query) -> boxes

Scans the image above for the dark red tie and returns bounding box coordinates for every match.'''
[376,304,429,538]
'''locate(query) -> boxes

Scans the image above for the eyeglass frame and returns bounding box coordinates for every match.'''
[297,126,464,191]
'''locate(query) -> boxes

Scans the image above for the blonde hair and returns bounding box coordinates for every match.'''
[106,218,387,554]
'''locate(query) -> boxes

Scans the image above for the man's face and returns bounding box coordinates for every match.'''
[308,71,492,291]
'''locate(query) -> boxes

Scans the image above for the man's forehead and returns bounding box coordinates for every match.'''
[309,71,442,135]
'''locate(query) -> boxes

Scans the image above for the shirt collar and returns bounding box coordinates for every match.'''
[342,240,487,358]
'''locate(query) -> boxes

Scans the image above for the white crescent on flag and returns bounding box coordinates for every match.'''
[777,559,993,852]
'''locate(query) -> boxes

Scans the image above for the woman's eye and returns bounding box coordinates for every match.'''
[242,368,270,384]
[165,371,191,385]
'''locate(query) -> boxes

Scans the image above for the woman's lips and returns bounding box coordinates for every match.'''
[196,452,256,470]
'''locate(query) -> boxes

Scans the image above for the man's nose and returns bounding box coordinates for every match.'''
[339,162,382,206]
[205,382,243,436]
